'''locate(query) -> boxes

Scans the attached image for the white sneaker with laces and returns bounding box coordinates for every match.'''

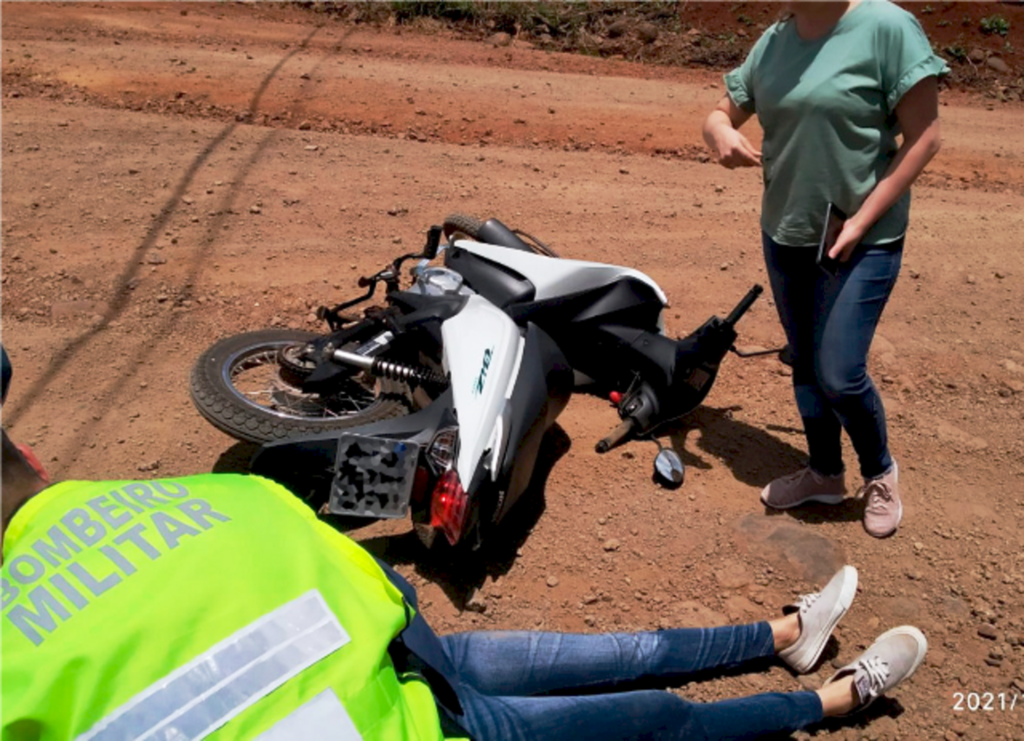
[779,565,858,674]
[824,626,928,714]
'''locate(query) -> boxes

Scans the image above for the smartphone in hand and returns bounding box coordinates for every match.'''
[816,203,847,276]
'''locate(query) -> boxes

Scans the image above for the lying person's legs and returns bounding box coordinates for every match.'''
[446,620,924,741]
[453,682,823,741]
[440,566,927,739]
[441,566,857,696]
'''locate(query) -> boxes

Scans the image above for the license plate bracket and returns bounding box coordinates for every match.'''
[328,434,421,519]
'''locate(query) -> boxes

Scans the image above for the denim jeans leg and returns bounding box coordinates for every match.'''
[814,244,902,478]
[442,626,823,740]
[453,684,824,741]
[440,623,775,697]
[762,235,844,476]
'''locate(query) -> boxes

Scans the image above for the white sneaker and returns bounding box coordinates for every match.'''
[824,626,928,713]
[779,565,858,674]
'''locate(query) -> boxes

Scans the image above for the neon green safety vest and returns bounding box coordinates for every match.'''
[1,474,448,741]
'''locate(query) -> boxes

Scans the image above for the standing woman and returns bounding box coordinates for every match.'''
[702,1,947,537]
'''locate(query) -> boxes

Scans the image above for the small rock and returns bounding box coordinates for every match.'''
[607,20,630,39]
[619,168,629,175]
[966,274,977,284]
[146,254,167,265]
[156,294,169,303]
[714,185,725,193]
[489,32,512,47]
[304,145,319,151]
[297,120,312,130]
[603,538,622,552]
[465,596,487,613]
[968,48,986,63]
[927,650,947,668]
[582,594,598,605]
[984,656,1003,667]
[545,575,559,588]
[636,22,659,44]
[978,624,1001,640]
[987,56,1011,74]
[137,460,160,473]
[1006,632,1021,647]
[250,205,261,214]
[182,196,195,205]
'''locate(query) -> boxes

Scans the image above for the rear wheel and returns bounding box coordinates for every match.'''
[442,213,486,241]
[442,213,559,257]
[190,329,410,444]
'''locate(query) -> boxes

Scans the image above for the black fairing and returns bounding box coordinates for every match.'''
[444,248,535,308]
[475,218,536,253]
[505,278,664,386]
[492,323,573,524]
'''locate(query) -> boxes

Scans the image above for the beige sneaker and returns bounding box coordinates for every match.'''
[779,565,858,674]
[823,626,927,714]
[862,462,901,538]
[760,467,846,509]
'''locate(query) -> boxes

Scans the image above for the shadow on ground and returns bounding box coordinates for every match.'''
[664,404,807,488]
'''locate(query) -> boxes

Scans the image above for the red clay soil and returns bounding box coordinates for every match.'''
[2,4,1024,740]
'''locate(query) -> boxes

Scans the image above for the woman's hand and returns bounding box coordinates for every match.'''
[702,95,759,169]
[710,126,762,169]
[827,217,868,263]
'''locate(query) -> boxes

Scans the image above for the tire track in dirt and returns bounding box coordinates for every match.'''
[3,24,338,434]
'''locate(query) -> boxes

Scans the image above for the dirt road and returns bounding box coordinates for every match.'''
[3,4,1023,738]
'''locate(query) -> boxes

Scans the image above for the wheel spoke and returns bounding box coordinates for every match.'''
[224,339,403,423]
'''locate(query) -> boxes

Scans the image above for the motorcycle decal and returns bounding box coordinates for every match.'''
[472,347,495,397]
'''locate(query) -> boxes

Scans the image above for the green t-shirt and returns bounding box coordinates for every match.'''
[725,0,949,246]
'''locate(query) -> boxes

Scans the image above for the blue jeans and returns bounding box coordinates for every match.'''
[438,624,823,740]
[762,234,902,479]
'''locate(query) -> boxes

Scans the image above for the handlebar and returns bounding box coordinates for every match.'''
[723,284,763,328]
[595,418,636,454]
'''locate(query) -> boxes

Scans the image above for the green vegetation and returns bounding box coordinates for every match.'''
[980,15,1010,37]
[944,44,968,63]
[307,1,681,40]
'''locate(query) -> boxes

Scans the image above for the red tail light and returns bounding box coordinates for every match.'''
[430,469,469,546]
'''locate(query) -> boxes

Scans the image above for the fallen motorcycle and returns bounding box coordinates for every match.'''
[190,215,767,549]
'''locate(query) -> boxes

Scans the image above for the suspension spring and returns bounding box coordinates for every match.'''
[370,358,448,388]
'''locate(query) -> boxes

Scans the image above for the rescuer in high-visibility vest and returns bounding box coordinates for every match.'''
[1,346,928,741]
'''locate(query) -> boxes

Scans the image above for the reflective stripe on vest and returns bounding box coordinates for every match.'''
[77,591,348,741]
[254,689,361,741]
[2,475,447,740]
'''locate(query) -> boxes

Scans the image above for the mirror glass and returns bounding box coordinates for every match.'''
[654,449,685,488]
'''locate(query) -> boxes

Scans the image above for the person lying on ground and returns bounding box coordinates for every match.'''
[1,350,927,740]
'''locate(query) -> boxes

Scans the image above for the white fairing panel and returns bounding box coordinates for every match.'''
[441,295,523,485]
[454,240,668,305]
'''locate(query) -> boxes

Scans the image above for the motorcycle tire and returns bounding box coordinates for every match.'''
[442,213,487,241]
[442,213,559,258]
[190,329,411,444]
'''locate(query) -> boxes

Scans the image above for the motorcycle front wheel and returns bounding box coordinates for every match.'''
[190,329,411,444]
